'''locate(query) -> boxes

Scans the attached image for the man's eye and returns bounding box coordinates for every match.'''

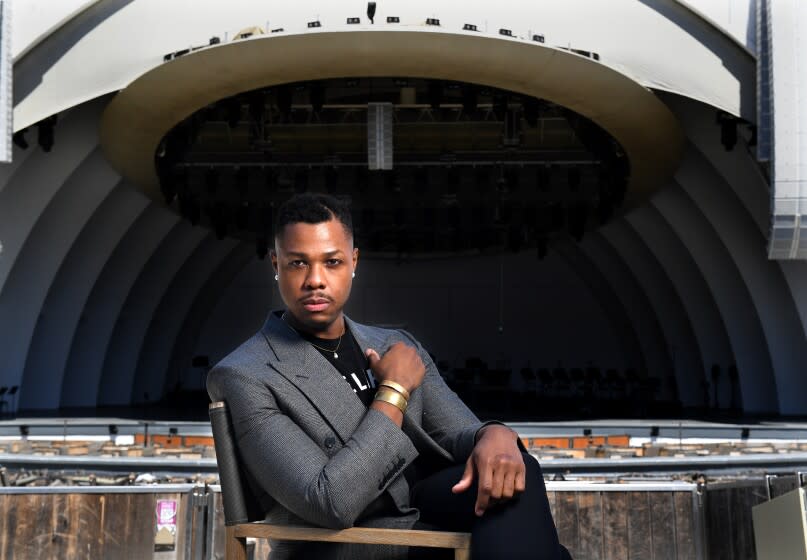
[326,259,342,266]
[290,260,306,267]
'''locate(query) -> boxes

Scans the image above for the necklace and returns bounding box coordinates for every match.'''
[281,312,344,359]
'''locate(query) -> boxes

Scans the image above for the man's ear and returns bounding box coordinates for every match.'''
[352,247,359,272]
[270,249,278,273]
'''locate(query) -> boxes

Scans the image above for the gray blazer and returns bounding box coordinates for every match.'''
[207,311,487,559]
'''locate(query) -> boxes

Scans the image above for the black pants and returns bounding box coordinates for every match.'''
[409,453,572,560]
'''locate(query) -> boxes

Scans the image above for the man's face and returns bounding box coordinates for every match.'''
[271,218,358,337]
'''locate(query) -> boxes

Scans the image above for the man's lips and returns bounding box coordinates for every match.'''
[300,297,331,312]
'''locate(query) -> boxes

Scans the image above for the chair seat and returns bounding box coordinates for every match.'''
[228,523,471,559]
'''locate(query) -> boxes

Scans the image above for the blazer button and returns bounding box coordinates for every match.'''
[324,436,336,449]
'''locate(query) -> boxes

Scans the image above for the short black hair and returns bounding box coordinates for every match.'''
[274,193,353,239]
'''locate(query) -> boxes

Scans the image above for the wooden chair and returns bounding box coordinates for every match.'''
[209,401,471,560]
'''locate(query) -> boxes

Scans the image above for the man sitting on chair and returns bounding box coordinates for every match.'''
[207,193,570,560]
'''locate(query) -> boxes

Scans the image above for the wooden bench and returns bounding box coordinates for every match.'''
[209,401,472,560]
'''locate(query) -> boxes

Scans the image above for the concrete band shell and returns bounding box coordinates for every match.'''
[99,29,684,208]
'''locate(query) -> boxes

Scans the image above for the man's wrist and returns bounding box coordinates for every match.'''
[475,422,517,444]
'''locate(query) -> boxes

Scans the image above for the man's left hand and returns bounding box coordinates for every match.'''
[451,424,525,516]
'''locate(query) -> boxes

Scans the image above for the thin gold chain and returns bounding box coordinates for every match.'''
[281,312,344,357]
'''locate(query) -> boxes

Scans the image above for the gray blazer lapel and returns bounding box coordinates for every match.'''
[347,317,454,464]
[261,313,367,445]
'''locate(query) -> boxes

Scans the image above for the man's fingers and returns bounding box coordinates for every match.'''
[501,468,516,499]
[515,465,526,493]
[490,459,506,500]
[475,460,493,516]
[365,348,380,365]
[451,457,474,494]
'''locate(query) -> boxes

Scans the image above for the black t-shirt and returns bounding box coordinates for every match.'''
[298,325,378,406]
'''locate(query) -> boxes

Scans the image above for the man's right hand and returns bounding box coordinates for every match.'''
[366,342,426,394]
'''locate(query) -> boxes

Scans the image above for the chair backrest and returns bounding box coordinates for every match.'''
[209,401,264,525]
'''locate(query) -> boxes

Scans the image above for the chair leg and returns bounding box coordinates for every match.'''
[454,548,470,560]
[226,526,247,560]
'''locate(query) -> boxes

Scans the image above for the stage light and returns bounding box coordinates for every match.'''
[12,129,28,150]
[386,16,399,23]
[463,24,478,31]
[426,18,440,26]
[532,34,545,43]
[367,103,394,170]
[499,28,513,37]
[37,116,57,152]
[209,36,221,45]
[307,21,321,28]
[367,2,377,23]
[347,17,360,24]
[270,28,284,33]
[109,424,119,435]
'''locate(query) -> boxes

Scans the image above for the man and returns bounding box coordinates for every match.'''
[207,193,569,559]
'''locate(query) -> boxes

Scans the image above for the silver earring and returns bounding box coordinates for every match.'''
[352,272,355,278]
[274,274,278,281]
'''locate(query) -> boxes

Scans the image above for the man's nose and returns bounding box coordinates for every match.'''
[304,264,326,289]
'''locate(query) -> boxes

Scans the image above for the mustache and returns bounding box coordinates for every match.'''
[299,294,333,302]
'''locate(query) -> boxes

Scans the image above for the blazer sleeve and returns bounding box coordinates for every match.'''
[397,330,492,462]
[208,366,418,529]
